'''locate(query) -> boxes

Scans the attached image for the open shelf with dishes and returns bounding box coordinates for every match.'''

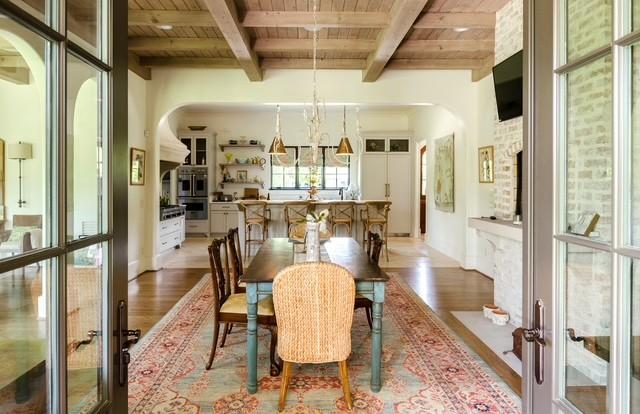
[219,143,265,151]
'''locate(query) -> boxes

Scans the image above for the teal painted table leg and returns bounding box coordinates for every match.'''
[246,283,259,394]
[370,281,385,392]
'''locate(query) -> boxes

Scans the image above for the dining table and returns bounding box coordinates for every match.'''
[241,237,389,394]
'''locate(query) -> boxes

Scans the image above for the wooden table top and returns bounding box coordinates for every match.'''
[242,237,390,283]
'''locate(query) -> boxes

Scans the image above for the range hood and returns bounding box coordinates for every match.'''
[158,115,190,175]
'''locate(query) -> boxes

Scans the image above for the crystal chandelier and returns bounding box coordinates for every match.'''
[268,0,357,162]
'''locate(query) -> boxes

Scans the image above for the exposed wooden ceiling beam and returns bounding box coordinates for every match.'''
[254,38,376,53]
[362,0,429,82]
[472,55,495,82]
[128,37,229,51]
[201,0,262,81]
[138,57,239,68]
[0,55,28,68]
[262,58,366,69]
[128,10,215,27]
[386,58,486,70]
[242,11,388,28]
[397,39,494,54]
[0,67,30,84]
[128,52,151,80]
[413,12,496,29]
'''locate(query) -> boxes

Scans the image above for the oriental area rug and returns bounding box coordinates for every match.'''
[128,274,521,413]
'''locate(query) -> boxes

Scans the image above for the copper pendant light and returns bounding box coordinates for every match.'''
[335,106,354,156]
[268,105,288,155]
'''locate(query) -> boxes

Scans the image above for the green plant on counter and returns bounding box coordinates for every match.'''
[160,193,170,207]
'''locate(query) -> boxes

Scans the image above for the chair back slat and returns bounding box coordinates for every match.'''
[365,201,391,221]
[273,262,355,364]
[226,227,243,292]
[208,238,231,309]
[240,200,268,221]
[329,202,354,221]
[284,201,311,223]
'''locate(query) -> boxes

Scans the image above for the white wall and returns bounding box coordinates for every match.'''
[127,71,150,279]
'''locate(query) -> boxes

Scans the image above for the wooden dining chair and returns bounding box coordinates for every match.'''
[361,201,391,261]
[273,262,355,411]
[329,201,355,237]
[355,231,383,329]
[239,200,270,259]
[226,227,245,294]
[283,201,311,237]
[206,238,280,376]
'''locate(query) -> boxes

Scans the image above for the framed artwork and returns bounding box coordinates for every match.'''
[478,146,494,183]
[130,147,146,185]
[237,170,248,182]
[434,134,454,213]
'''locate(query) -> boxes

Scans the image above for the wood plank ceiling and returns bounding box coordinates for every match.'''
[127,0,509,82]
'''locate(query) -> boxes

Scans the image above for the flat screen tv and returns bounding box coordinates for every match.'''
[492,50,523,122]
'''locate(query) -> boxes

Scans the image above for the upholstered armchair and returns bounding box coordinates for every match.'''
[0,215,43,257]
[273,262,356,411]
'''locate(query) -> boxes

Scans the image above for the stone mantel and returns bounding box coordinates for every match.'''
[468,217,522,242]
[469,217,523,327]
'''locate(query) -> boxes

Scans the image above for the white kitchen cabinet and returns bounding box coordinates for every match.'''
[361,150,412,235]
[180,132,210,167]
[158,216,185,252]
[210,203,240,235]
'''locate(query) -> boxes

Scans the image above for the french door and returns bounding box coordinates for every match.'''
[0,0,128,412]
[526,0,640,412]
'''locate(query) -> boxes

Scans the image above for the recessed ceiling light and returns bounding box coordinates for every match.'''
[453,27,470,32]
[156,24,174,31]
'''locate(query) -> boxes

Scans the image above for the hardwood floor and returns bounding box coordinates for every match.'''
[128,268,208,335]
[388,266,522,395]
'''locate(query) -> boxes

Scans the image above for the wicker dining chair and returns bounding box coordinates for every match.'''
[273,262,355,411]
[239,200,270,259]
[206,238,280,376]
[283,201,311,237]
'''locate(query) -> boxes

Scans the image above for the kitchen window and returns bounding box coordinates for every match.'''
[270,146,350,190]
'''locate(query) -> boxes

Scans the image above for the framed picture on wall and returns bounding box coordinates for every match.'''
[478,146,494,183]
[434,134,454,213]
[130,148,146,185]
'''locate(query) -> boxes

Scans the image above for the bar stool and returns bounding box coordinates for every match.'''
[361,201,391,261]
[239,200,270,259]
[283,201,311,237]
[329,201,355,237]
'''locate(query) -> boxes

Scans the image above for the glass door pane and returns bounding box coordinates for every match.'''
[0,17,52,260]
[566,0,612,61]
[66,243,106,413]
[68,0,103,59]
[631,43,640,246]
[565,55,613,242]
[632,260,640,411]
[563,245,611,413]
[66,53,105,241]
[0,260,52,413]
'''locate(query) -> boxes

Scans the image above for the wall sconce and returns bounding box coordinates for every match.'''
[8,142,33,208]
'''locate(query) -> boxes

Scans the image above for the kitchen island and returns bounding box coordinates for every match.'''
[209,199,391,251]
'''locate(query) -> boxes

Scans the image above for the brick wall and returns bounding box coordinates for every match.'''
[493,0,523,220]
